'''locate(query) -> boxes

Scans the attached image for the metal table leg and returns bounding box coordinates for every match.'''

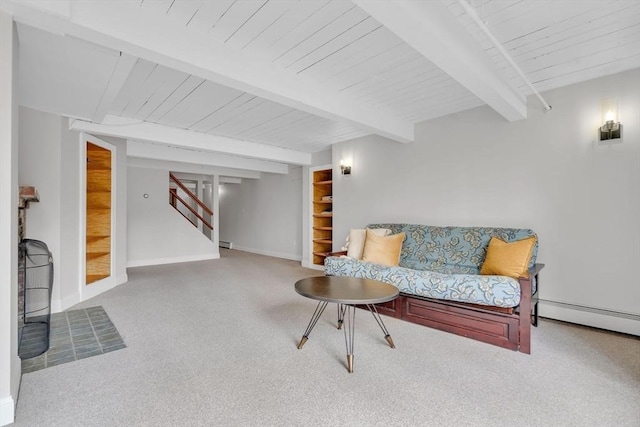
[297,301,328,349]
[337,303,346,329]
[343,304,356,373]
[366,304,396,348]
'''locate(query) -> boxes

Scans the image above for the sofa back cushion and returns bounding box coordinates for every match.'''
[367,224,538,275]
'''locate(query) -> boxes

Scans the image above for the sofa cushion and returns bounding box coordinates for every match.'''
[324,256,522,308]
[480,236,537,278]
[367,224,538,275]
[361,230,405,266]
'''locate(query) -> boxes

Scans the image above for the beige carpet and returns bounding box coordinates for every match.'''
[13,249,640,426]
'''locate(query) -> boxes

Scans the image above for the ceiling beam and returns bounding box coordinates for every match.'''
[92,53,137,123]
[20,0,70,18]
[353,0,527,121]
[3,0,415,143]
[220,177,242,184]
[126,140,288,175]
[172,172,243,185]
[127,157,261,180]
[69,115,311,166]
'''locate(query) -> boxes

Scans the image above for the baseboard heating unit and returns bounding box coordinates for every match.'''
[219,241,233,249]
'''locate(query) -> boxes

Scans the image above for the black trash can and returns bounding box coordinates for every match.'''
[18,239,53,359]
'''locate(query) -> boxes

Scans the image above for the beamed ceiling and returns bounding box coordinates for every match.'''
[4,0,639,175]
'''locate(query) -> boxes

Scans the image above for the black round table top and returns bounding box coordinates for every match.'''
[295,276,399,304]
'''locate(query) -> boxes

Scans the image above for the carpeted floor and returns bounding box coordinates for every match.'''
[12,249,640,426]
[20,306,126,373]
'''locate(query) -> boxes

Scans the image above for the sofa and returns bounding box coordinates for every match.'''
[324,224,544,354]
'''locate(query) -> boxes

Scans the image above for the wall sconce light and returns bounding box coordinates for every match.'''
[340,159,351,175]
[599,100,622,141]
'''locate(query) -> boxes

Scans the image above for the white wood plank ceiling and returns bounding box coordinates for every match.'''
[108,59,369,153]
[445,0,640,94]
[5,0,639,173]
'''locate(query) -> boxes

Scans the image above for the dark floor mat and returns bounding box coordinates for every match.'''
[21,306,126,373]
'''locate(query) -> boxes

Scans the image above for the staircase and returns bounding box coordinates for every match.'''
[169,172,213,236]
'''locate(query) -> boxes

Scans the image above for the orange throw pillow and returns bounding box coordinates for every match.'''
[361,229,405,267]
[480,236,537,278]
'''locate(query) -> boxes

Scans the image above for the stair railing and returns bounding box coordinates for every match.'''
[169,172,213,231]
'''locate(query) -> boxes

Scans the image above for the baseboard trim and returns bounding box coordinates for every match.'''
[539,300,640,336]
[0,396,15,426]
[127,253,220,268]
[81,275,119,301]
[301,259,324,270]
[54,293,81,313]
[232,246,301,262]
[50,274,128,313]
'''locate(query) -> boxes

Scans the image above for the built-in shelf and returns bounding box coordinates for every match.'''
[86,142,112,285]
[312,167,333,267]
[313,239,332,244]
[86,274,110,283]
[86,251,110,260]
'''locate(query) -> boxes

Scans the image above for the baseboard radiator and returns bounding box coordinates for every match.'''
[540,299,640,336]
[540,299,639,321]
[219,241,233,249]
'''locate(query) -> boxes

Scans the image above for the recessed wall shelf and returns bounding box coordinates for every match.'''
[86,142,112,285]
[311,167,333,267]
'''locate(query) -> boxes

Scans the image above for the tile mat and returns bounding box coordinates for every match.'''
[21,306,126,373]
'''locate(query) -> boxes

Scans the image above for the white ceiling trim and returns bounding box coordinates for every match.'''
[126,140,288,175]
[220,177,242,184]
[69,115,311,166]
[127,157,261,180]
[353,0,527,121]
[4,0,415,143]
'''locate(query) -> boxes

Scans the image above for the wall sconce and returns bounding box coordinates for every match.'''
[599,100,622,141]
[340,159,351,175]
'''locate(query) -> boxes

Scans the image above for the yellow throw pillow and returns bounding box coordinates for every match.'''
[361,229,405,267]
[480,236,537,278]
[346,228,391,259]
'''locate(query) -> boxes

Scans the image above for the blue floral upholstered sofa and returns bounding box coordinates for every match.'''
[324,224,544,354]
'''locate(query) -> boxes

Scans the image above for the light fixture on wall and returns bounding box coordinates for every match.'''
[599,100,622,141]
[340,159,351,175]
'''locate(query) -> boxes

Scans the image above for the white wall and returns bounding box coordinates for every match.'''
[127,166,219,266]
[0,12,20,426]
[17,109,128,310]
[219,166,303,260]
[332,69,640,335]
[18,108,63,308]
[59,118,81,310]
